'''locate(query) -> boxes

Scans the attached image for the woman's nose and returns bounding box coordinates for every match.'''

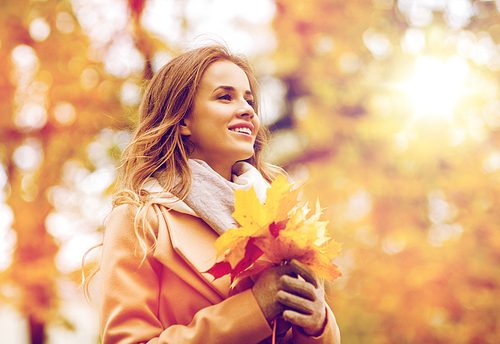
[236,102,255,119]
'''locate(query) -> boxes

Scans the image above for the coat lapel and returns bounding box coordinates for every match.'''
[154,207,231,299]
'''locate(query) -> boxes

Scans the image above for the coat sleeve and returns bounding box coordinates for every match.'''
[99,204,273,344]
[290,306,341,344]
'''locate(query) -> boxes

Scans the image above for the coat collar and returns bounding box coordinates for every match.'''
[153,207,231,299]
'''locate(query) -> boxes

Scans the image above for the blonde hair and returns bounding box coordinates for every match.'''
[83,44,282,299]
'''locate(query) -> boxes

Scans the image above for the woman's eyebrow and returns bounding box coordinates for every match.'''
[213,85,253,96]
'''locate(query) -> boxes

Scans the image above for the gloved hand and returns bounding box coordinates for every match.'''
[252,259,327,337]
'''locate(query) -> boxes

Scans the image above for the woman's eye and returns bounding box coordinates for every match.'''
[218,94,232,101]
[246,99,254,107]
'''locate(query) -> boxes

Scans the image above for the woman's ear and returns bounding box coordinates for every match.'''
[180,118,191,136]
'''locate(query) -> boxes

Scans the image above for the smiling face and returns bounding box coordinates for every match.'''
[181,60,260,179]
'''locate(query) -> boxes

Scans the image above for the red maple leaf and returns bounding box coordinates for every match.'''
[205,261,232,280]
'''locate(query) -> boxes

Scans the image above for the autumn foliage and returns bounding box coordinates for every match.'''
[1,0,500,343]
[270,1,500,343]
[207,175,342,283]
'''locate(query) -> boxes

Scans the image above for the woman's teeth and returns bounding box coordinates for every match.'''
[231,127,252,135]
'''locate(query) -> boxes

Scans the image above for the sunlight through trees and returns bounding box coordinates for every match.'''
[1,0,500,343]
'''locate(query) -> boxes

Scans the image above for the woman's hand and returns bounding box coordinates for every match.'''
[278,260,326,336]
[252,259,327,337]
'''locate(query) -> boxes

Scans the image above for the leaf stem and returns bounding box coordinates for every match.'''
[272,318,277,344]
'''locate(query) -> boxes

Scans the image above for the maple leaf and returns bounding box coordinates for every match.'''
[205,261,232,280]
[207,175,343,283]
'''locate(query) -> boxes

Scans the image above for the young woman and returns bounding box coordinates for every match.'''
[96,44,341,344]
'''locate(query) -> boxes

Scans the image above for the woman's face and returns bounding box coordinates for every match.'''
[181,60,260,175]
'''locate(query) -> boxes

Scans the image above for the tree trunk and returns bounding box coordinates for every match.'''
[29,314,46,344]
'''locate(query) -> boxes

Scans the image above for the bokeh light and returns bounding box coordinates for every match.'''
[402,55,470,119]
[10,45,39,81]
[0,203,16,272]
[56,12,75,34]
[29,18,51,42]
[14,103,48,132]
[363,28,393,60]
[53,102,77,125]
[12,139,44,172]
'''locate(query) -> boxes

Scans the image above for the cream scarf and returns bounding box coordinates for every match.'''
[142,159,270,235]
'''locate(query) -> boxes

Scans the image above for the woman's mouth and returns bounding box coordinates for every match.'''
[229,127,252,135]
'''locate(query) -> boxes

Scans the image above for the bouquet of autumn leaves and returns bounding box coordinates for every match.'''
[207,175,343,284]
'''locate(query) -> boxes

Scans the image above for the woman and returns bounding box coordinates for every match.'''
[96,44,341,343]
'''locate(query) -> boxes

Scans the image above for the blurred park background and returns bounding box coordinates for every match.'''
[1,0,500,343]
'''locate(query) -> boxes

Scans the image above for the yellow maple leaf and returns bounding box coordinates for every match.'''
[209,175,343,283]
[300,249,343,282]
[216,175,302,265]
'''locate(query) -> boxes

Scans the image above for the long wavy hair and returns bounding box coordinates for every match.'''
[83,44,282,298]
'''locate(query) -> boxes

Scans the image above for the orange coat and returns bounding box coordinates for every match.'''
[100,204,341,344]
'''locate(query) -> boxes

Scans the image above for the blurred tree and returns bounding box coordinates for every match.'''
[270,0,500,343]
[0,0,265,342]
[0,0,160,342]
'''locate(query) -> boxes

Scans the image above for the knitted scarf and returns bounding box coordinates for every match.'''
[143,159,270,235]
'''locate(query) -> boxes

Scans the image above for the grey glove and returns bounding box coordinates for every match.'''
[252,259,327,337]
